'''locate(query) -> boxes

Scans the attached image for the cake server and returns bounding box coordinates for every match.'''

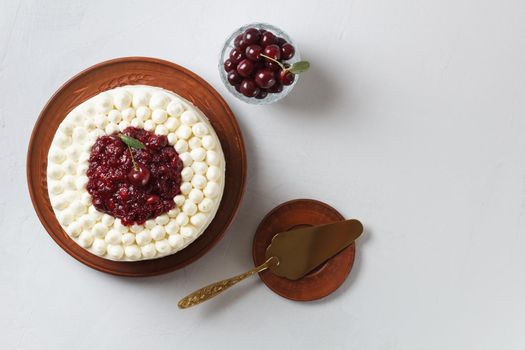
[178,219,363,309]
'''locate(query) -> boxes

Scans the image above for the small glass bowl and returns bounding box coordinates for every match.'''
[219,22,301,105]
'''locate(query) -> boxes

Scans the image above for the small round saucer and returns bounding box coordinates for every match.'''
[252,199,356,301]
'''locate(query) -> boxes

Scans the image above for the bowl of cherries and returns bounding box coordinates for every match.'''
[219,23,310,104]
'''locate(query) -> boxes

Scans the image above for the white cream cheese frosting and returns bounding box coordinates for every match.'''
[47,85,225,261]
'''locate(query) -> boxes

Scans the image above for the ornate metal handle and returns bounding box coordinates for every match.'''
[178,257,278,309]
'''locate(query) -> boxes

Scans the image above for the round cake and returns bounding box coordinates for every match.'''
[46,85,225,261]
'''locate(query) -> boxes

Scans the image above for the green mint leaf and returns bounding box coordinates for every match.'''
[119,134,144,149]
[289,61,310,74]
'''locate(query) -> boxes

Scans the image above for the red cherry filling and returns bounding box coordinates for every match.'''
[145,134,168,149]
[86,127,183,226]
[146,195,160,205]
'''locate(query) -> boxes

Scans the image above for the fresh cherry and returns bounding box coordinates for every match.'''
[255,89,268,99]
[224,28,308,100]
[233,34,243,48]
[264,60,281,71]
[237,59,255,77]
[253,61,265,72]
[260,32,277,46]
[263,44,281,60]
[242,28,260,45]
[227,71,243,85]
[231,35,249,51]
[276,37,287,46]
[279,70,295,85]
[229,48,245,64]
[255,69,276,89]
[128,164,150,186]
[245,45,262,61]
[268,82,283,93]
[224,59,235,72]
[280,43,295,60]
[240,79,259,97]
[239,39,249,50]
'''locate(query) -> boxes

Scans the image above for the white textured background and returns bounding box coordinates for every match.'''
[2,0,525,349]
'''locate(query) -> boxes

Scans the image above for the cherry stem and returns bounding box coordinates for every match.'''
[259,54,286,71]
[127,144,138,171]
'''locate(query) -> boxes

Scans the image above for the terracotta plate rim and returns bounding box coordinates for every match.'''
[252,199,356,301]
[27,57,247,277]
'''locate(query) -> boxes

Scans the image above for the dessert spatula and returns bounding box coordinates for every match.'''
[178,219,363,309]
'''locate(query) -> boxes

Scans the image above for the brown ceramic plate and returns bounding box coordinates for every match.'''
[27,57,246,277]
[253,199,355,301]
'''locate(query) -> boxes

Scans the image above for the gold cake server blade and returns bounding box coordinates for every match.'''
[178,219,363,309]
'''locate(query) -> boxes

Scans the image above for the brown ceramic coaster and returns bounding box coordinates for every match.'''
[252,199,356,301]
[27,57,246,277]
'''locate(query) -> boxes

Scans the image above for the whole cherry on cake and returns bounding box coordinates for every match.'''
[223,26,310,100]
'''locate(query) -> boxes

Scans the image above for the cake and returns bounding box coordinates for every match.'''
[46,85,225,261]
